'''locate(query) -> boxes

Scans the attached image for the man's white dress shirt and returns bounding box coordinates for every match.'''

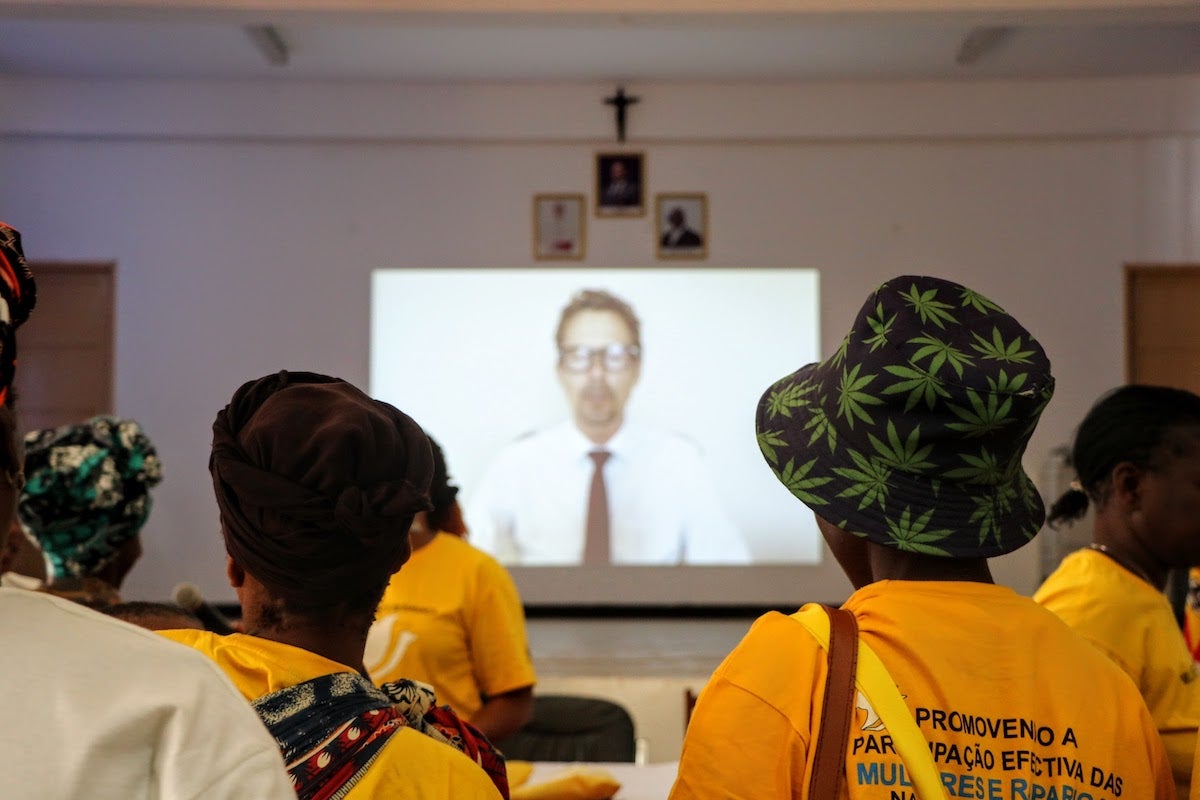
[466,421,749,565]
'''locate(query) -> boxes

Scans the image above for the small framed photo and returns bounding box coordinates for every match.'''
[533,193,586,260]
[595,152,645,217]
[656,192,708,260]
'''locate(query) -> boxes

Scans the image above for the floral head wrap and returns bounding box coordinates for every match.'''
[20,416,162,579]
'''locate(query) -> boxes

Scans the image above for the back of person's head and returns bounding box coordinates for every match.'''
[555,289,641,351]
[105,600,203,631]
[19,416,161,583]
[425,435,466,536]
[755,274,1054,560]
[1047,384,1200,527]
[210,370,433,614]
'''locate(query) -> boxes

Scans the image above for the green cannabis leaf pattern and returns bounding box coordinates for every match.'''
[907,334,974,379]
[758,277,1052,558]
[779,457,834,506]
[943,446,1005,484]
[945,389,1014,437]
[765,381,814,419]
[885,507,954,556]
[881,364,950,412]
[830,335,850,368]
[971,327,1036,364]
[863,302,897,352]
[867,421,935,473]
[836,364,883,429]
[832,449,892,512]
[756,430,788,466]
[802,400,838,453]
[900,284,958,329]
[959,287,1005,314]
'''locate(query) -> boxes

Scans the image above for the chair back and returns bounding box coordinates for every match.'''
[495,694,637,763]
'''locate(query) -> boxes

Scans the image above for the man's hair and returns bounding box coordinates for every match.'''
[555,289,641,351]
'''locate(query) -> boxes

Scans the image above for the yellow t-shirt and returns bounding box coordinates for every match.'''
[159,629,502,800]
[1036,548,1200,798]
[671,580,1174,800]
[364,532,536,720]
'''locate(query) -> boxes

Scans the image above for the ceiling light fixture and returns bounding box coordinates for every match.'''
[245,24,290,67]
[955,26,1015,67]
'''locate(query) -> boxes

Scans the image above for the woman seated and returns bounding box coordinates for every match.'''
[18,416,161,607]
[365,436,536,740]
[1035,385,1200,799]
[671,276,1173,800]
[159,370,503,800]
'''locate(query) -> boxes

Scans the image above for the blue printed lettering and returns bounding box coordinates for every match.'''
[856,763,879,785]
[855,762,911,787]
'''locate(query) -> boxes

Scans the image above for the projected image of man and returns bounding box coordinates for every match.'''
[466,289,748,566]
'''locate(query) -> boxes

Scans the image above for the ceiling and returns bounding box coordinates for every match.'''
[0,5,1199,83]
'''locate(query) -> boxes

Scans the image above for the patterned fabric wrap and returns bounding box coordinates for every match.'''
[0,223,37,407]
[379,678,510,799]
[210,371,433,605]
[755,275,1054,558]
[20,416,162,579]
[253,672,406,800]
[253,672,510,800]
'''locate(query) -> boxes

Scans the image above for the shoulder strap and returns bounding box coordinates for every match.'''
[807,604,859,799]
[792,604,949,800]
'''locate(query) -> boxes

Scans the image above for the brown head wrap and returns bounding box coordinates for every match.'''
[210,371,433,605]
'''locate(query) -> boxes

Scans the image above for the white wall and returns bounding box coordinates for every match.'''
[1,75,1198,603]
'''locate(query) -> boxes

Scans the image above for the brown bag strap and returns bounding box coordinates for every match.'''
[807,605,859,800]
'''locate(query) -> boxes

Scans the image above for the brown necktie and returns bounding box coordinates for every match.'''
[583,449,612,565]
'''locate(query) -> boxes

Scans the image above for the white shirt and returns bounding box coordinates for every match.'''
[0,587,294,800]
[466,421,749,565]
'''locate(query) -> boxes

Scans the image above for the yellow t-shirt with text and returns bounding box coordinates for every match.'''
[365,532,536,720]
[1036,548,1200,798]
[671,580,1174,800]
[159,629,501,800]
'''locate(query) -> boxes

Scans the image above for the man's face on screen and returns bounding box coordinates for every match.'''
[557,309,640,442]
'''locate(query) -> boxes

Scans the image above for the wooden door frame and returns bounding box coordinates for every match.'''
[1124,263,1200,382]
[24,260,116,421]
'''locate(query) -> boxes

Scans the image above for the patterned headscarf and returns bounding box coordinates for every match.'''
[210,371,433,605]
[0,223,38,407]
[755,275,1054,559]
[20,416,162,579]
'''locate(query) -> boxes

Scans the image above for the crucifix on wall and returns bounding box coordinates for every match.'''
[603,86,639,143]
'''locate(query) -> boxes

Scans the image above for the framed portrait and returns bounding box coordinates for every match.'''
[595,152,645,217]
[655,192,708,260]
[533,193,586,260]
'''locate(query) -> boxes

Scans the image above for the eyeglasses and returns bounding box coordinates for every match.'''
[559,344,641,373]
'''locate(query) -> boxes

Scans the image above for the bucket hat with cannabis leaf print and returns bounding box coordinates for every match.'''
[755,275,1054,559]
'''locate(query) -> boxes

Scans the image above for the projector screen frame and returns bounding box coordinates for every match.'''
[371,264,833,609]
